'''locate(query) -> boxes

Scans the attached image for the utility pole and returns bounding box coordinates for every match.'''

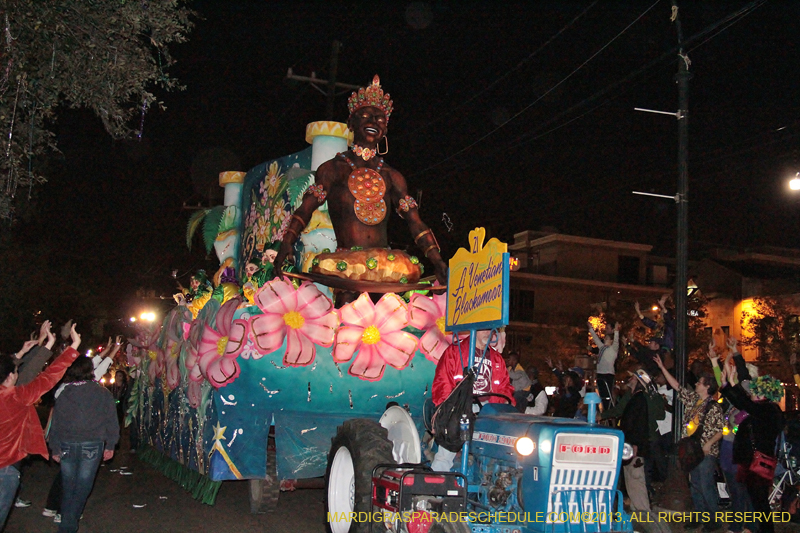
[286,40,360,121]
[672,0,691,441]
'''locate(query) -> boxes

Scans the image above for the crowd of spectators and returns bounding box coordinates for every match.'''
[483,295,789,533]
[0,321,123,532]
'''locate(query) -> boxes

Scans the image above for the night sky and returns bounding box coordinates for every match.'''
[10,0,800,337]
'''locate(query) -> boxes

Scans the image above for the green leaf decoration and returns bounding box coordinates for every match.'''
[202,206,226,253]
[286,169,316,210]
[186,209,209,250]
[218,206,238,233]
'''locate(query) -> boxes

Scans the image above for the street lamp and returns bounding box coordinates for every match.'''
[790,172,800,191]
[139,311,156,322]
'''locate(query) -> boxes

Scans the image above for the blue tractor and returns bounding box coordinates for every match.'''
[325,384,635,533]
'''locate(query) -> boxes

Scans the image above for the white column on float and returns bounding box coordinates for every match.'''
[306,121,351,171]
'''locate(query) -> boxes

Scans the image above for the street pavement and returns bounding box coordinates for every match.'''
[3,429,326,533]
[7,431,800,533]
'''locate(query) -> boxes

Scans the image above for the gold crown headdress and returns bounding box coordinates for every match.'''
[347,75,393,122]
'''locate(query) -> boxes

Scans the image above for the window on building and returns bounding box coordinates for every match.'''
[650,265,668,286]
[510,289,534,322]
[618,256,640,284]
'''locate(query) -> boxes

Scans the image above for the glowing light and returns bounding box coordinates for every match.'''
[622,443,634,461]
[723,426,730,436]
[100,377,106,384]
[515,437,535,456]
[110,377,115,384]
[539,439,552,454]
[790,172,800,191]
[130,317,137,322]
[139,312,156,322]
[87,349,93,356]
[652,305,659,311]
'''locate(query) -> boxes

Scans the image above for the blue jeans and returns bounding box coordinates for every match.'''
[690,454,719,527]
[0,465,21,530]
[722,467,754,532]
[58,441,104,533]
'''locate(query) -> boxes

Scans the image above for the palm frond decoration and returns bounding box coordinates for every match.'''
[285,169,316,210]
[202,206,226,253]
[186,209,209,250]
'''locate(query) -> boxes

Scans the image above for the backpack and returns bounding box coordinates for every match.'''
[431,367,476,453]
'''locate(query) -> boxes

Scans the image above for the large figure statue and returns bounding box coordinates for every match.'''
[275,75,447,303]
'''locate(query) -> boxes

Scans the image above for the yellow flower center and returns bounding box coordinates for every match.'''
[147,350,157,361]
[283,311,305,330]
[216,336,229,356]
[362,325,381,345]
[435,316,446,335]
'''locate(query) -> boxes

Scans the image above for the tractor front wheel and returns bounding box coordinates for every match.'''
[325,419,394,533]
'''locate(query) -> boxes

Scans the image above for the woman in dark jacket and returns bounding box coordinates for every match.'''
[49,356,119,533]
[720,359,784,533]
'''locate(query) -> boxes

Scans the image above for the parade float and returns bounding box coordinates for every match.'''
[127,77,450,509]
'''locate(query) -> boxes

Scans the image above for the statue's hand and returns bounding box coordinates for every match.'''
[273,254,286,280]
[274,248,291,280]
[433,260,448,287]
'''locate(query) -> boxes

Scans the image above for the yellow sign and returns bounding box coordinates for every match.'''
[446,228,509,331]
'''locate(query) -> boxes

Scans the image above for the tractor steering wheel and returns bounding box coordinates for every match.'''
[472,393,514,411]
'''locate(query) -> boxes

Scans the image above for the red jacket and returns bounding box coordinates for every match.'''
[0,347,79,469]
[432,342,515,406]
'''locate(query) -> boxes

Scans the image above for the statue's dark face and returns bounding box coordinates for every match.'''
[349,106,387,146]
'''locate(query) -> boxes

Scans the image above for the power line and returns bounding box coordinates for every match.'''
[399,1,599,142]
[408,0,663,179]
[410,0,768,185]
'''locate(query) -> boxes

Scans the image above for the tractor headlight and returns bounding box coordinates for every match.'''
[515,437,535,456]
[622,442,634,461]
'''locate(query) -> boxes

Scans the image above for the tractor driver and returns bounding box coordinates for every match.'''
[274,75,447,304]
[430,329,515,472]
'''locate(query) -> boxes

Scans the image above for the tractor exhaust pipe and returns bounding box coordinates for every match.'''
[584,392,601,425]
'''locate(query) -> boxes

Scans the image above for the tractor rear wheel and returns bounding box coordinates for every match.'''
[326,419,394,533]
[249,436,279,513]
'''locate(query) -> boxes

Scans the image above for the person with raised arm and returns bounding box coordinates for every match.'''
[588,321,620,411]
[0,324,82,529]
[710,338,756,533]
[654,353,723,532]
[49,348,119,532]
[719,347,783,533]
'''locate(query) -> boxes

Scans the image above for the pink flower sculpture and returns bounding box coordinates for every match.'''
[185,318,205,383]
[196,297,249,389]
[333,292,418,381]
[408,293,458,364]
[249,279,338,367]
[205,358,241,389]
[165,342,181,390]
[148,347,165,384]
[187,380,202,409]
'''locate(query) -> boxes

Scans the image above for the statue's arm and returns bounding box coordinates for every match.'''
[389,169,448,285]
